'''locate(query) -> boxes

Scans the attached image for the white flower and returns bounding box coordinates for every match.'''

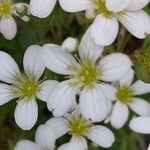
[129,116,150,134]
[41,29,132,121]
[0,0,29,40]
[0,45,59,130]
[109,70,150,129]
[59,0,150,46]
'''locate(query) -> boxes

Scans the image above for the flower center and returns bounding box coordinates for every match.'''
[116,86,134,104]
[67,115,92,136]
[0,0,12,16]
[12,74,40,98]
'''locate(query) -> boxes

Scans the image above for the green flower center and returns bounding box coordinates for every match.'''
[93,0,112,16]
[0,0,12,16]
[67,115,92,136]
[116,86,134,104]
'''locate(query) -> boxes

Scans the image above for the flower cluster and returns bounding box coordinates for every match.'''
[0,0,150,150]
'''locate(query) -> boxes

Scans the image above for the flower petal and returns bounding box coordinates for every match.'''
[47,80,78,117]
[129,117,150,134]
[129,98,150,116]
[90,15,119,46]
[0,16,17,40]
[110,101,129,129]
[37,80,59,102]
[105,0,131,12]
[99,53,132,82]
[132,80,150,95]
[87,125,115,148]
[79,85,111,122]
[118,10,150,39]
[0,84,14,105]
[59,0,91,12]
[29,0,57,18]
[14,98,38,130]
[35,125,56,149]
[41,44,78,75]
[79,27,103,63]
[45,117,69,139]
[126,0,150,11]
[23,45,45,79]
[15,140,41,150]
[0,51,21,84]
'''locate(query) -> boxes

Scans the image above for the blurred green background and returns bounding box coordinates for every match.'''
[0,0,150,149]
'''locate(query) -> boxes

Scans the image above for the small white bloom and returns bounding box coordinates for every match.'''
[41,30,132,122]
[109,70,150,129]
[59,0,150,46]
[0,45,59,130]
[0,0,29,40]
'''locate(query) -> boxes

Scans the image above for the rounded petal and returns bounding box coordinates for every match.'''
[0,51,21,84]
[35,125,56,149]
[90,15,119,46]
[87,125,115,148]
[126,0,150,11]
[15,140,41,150]
[58,142,86,150]
[79,27,103,63]
[129,98,150,116]
[23,45,45,79]
[129,117,150,134]
[14,98,38,130]
[59,0,91,12]
[110,101,129,129]
[45,117,69,139]
[0,84,14,105]
[99,53,132,82]
[41,44,78,75]
[79,85,110,122]
[118,10,150,39]
[37,80,59,102]
[29,0,57,18]
[105,0,131,12]
[0,16,17,40]
[132,80,150,95]
[47,80,78,117]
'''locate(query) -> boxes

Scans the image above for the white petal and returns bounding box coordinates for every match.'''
[99,53,132,82]
[15,140,41,150]
[79,85,110,122]
[129,98,150,116]
[14,98,38,130]
[47,80,78,116]
[148,143,150,150]
[90,15,119,46]
[29,0,57,18]
[119,69,134,86]
[118,10,150,39]
[0,84,14,105]
[105,0,131,12]
[0,51,21,84]
[126,0,150,11]
[35,125,56,149]
[129,117,150,134]
[87,125,115,148]
[59,0,91,12]
[110,101,129,129]
[45,117,69,139]
[70,136,88,149]
[79,27,103,63]
[0,16,17,40]
[37,80,59,102]
[23,45,45,79]
[41,44,78,75]
[58,142,86,150]
[132,80,150,95]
